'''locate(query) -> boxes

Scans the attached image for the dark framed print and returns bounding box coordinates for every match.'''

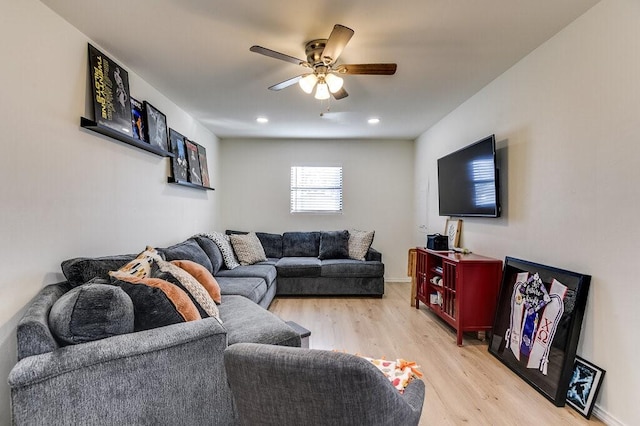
[130,98,146,141]
[566,357,605,419]
[489,257,591,406]
[197,144,210,187]
[168,129,188,181]
[88,44,133,136]
[143,101,169,152]
[184,139,202,185]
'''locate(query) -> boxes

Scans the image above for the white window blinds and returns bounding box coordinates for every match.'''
[290,166,343,213]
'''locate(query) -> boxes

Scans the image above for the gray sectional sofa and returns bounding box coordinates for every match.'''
[8,230,384,425]
[226,230,385,300]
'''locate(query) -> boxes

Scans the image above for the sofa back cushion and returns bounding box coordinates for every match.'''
[282,232,320,257]
[227,230,284,259]
[256,232,283,259]
[157,239,213,274]
[193,235,225,275]
[61,254,136,287]
[49,283,134,345]
[318,230,350,260]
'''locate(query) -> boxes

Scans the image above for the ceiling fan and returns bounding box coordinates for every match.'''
[250,24,397,100]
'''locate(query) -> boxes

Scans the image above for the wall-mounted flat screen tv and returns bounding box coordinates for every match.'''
[437,134,501,217]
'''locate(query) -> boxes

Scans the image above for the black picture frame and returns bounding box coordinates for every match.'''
[168,128,188,181]
[88,44,133,136]
[130,97,146,142]
[566,356,605,419]
[197,144,210,187]
[184,138,202,185]
[143,101,169,152]
[488,257,591,406]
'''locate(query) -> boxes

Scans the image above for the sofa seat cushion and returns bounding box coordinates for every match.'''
[282,232,320,257]
[215,264,277,287]
[276,257,321,278]
[215,277,267,304]
[320,259,385,278]
[218,295,301,347]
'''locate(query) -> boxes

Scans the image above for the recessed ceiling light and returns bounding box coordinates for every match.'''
[256,117,269,124]
[368,118,380,124]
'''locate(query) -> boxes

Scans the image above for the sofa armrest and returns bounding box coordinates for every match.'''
[9,317,235,425]
[365,247,382,262]
[401,378,426,415]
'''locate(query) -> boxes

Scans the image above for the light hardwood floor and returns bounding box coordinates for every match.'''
[269,282,604,426]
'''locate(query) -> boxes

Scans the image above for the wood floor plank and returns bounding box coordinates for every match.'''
[269,282,604,426]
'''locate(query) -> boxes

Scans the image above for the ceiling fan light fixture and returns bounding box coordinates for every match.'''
[299,74,318,94]
[325,73,344,93]
[314,82,330,100]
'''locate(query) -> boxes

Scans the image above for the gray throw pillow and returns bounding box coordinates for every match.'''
[318,230,350,260]
[49,283,134,345]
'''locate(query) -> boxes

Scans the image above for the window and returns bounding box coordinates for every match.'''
[290,166,343,213]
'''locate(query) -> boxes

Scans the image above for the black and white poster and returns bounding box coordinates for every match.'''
[143,101,169,152]
[88,44,132,135]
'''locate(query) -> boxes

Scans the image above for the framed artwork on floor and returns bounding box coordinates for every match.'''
[489,257,591,406]
[88,44,132,136]
[566,357,605,419]
[197,144,210,187]
[184,139,202,185]
[143,101,169,152]
[168,128,188,181]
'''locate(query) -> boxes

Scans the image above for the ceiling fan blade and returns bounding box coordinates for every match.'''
[332,87,349,100]
[250,45,307,66]
[321,24,354,64]
[336,63,397,75]
[268,74,307,91]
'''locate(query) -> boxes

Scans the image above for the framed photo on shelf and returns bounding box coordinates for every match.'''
[444,219,462,249]
[143,101,169,152]
[566,357,605,419]
[197,144,210,187]
[489,257,591,407]
[184,139,202,185]
[130,98,146,141]
[88,44,132,136]
[168,128,188,181]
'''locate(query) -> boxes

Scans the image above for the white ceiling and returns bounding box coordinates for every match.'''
[41,0,599,140]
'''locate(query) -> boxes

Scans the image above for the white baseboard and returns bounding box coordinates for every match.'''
[593,405,624,426]
[384,278,411,283]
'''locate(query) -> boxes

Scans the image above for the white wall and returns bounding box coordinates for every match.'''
[220,138,414,281]
[414,1,639,424]
[0,1,220,423]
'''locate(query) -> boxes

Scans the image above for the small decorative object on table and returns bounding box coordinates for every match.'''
[566,356,605,419]
[143,101,169,152]
[444,219,462,249]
